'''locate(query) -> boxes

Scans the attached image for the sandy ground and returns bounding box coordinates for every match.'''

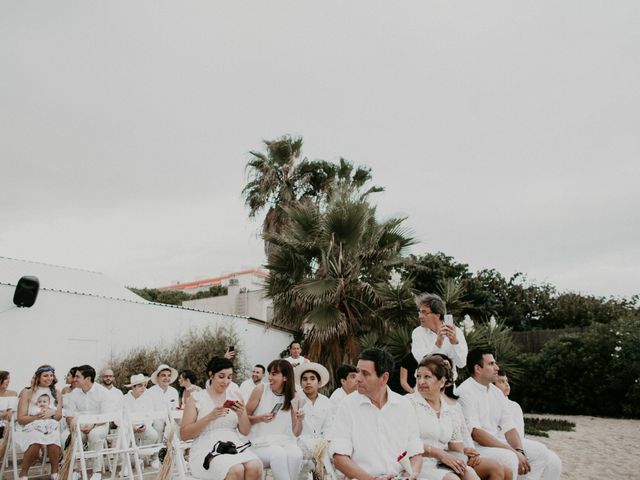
[525,414,640,480]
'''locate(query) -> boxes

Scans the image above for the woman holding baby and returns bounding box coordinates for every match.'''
[16,365,63,480]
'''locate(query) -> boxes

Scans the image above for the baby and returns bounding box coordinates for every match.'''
[23,393,59,435]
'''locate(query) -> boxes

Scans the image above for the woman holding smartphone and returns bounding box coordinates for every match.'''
[181,356,262,480]
[246,359,303,480]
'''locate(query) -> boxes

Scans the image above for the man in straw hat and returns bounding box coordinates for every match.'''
[122,374,160,469]
[294,362,332,480]
[146,364,179,447]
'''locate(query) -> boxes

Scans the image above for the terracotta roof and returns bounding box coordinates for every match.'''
[158,268,269,291]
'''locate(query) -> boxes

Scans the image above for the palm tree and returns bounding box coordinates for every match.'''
[242,136,383,252]
[263,188,414,377]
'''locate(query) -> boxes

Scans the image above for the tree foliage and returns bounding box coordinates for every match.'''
[242,135,382,254]
[128,285,227,306]
[402,252,638,331]
[513,315,640,418]
[263,188,414,377]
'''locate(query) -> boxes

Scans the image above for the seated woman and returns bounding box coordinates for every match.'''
[293,362,332,480]
[178,369,202,409]
[409,356,479,480]
[16,365,63,480]
[0,371,19,439]
[433,353,510,480]
[181,357,262,480]
[246,359,303,480]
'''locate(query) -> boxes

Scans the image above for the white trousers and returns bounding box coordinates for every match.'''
[80,423,109,471]
[476,438,561,480]
[253,443,303,480]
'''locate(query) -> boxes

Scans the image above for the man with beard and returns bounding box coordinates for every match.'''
[240,364,266,402]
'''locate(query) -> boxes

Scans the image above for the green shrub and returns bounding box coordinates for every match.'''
[513,316,640,418]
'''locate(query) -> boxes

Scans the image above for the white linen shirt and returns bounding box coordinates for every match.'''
[456,377,517,442]
[122,391,155,429]
[328,387,423,477]
[411,325,468,372]
[65,382,115,417]
[144,385,179,411]
[299,392,332,438]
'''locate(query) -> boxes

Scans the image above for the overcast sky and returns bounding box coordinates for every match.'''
[1,1,638,298]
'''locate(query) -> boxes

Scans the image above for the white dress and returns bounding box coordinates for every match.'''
[409,392,464,480]
[188,389,258,480]
[15,387,61,450]
[249,386,296,448]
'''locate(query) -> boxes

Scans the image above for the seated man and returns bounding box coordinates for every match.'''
[145,363,180,447]
[328,348,422,480]
[294,362,332,480]
[239,364,266,402]
[328,364,357,406]
[122,374,160,469]
[65,365,117,480]
[493,370,524,439]
[493,369,561,476]
[457,349,561,480]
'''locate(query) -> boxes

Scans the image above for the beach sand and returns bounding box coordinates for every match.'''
[525,414,640,479]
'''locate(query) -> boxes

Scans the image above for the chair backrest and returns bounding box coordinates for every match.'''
[126,409,169,425]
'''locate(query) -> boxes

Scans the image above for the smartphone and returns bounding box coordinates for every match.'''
[228,345,235,352]
[270,403,283,415]
[444,314,454,326]
[223,400,237,409]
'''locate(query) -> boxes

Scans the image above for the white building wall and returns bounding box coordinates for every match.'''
[0,284,292,389]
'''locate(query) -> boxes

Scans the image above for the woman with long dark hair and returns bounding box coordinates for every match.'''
[16,365,63,479]
[245,359,303,480]
[181,356,262,480]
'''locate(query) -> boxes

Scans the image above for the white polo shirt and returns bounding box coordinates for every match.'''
[144,384,179,411]
[456,377,517,442]
[328,387,423,477]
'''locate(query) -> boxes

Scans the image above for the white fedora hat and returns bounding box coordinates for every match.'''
[150,364,178,384]
[125,373,150,388]
[294,362,330,388]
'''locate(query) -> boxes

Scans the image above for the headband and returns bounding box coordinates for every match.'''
[35,366,55,375]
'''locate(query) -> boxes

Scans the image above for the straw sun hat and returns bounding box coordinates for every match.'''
[125,373,150,388]
[150,364,178,384]
[294,362,330,388]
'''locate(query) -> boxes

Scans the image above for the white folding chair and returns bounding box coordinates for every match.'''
[125,409,171,480]
[70,412,134,480]
[1,413,50,480]
[167,409,194,480]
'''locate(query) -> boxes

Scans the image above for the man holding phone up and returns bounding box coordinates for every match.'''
[411,293,468,379]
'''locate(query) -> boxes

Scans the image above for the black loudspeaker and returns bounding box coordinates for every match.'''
[13,276,40,308]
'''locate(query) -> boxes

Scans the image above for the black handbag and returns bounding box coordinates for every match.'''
[202,440,252,470]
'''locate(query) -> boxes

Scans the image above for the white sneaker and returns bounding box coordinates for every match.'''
[150,458,161,470]
[90,473,102,480]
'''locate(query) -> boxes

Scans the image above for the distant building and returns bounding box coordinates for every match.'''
[158,268,268,294]
[183,280,273,322]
